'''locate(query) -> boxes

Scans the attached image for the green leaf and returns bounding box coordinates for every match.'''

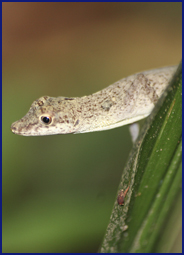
[99,62,182,253]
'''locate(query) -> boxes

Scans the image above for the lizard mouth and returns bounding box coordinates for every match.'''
[10,119,36,136]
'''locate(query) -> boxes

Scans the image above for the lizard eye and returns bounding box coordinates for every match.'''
[41,116,52,125]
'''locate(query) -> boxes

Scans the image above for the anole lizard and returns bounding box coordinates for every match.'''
[11,65,177,137]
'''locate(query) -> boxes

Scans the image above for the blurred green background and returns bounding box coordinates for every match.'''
[2,2,182,253]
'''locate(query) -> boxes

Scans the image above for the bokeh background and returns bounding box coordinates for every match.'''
[2,2,182,253]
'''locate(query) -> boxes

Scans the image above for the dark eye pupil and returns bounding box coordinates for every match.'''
[41,116,52,124]
[42,117,50,123]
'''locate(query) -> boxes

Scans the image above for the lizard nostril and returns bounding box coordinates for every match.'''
[11,123,17,133]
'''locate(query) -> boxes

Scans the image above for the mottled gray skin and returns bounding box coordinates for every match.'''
[11,66,177,136]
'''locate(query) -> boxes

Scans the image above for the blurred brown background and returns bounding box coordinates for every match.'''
[2,2,182,253]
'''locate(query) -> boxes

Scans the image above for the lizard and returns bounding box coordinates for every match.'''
[11,65,177,138]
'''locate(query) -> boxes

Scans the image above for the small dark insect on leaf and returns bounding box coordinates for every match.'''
[117,186,129,205]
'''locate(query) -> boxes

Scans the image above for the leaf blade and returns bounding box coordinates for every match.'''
[99,62,182,253]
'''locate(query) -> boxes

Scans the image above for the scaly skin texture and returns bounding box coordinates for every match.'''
[11,65,177,136]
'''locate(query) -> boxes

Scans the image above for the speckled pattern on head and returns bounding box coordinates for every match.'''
[11,65,177,136]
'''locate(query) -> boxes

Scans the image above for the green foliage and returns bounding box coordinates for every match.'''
[99,62,182,253]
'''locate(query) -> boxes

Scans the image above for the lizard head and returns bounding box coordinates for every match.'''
[11,96,80,136]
